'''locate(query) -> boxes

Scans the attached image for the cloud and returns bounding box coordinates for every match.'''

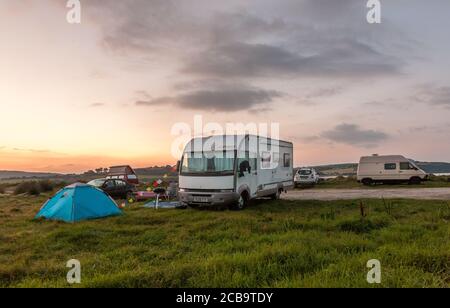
[306,87,343,99]
[136,84,283,112]
[414,85,450,107]
[182,39,401,79]
[81,0,406,81]
[82,0,205,54]
[13,148,53,153]
[89,103,105,107]
[321,123,388,147]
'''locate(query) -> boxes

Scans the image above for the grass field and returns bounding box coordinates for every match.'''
[0,193,449,288]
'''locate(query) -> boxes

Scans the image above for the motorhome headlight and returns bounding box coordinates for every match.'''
[179,188,186,192]
[220,189,234,193]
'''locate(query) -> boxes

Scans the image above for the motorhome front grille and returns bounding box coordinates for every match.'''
[183,189,230,193]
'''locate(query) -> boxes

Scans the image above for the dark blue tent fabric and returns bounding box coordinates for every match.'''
[35,183,122,223]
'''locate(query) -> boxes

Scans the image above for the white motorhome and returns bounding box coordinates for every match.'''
[357,155,428,185]
[177,135,294,210]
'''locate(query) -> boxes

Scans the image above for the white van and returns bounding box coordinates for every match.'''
[177,135,294,210]
[357,155,428,185]
[294,168,320,187]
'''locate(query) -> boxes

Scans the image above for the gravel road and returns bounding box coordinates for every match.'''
[283,188,450,201]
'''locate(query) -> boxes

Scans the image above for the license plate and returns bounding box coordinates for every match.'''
[193,196,209,203]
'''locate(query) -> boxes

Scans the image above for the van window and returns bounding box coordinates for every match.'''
[400,162,414,170]
[261,152,271,169]
[384,163,397,170]
[283,153,291,168]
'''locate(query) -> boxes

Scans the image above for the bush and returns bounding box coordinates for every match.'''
[0,185,5,194]
[13,180,65,196]
[38,180,54,193]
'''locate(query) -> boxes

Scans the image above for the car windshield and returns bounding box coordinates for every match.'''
[181,151,235,175]
[299,169,312,175]
[88,179,106,187]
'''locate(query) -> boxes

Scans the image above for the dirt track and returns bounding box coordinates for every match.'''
[283,188,450,201]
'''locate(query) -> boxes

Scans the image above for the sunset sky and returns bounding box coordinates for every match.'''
[1,0,450,173]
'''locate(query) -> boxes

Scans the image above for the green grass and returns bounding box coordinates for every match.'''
[0,194,449,288]
[308,175,450,189]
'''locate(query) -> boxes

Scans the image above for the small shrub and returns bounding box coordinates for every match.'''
[0,185,5,194]
[14,182,38,195]
[38,180,54,192]
[13,180,61,196]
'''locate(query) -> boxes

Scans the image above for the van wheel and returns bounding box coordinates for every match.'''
[361,178,373,186]
[231,192,248,210]
[271,189,282,200]
[409,177,421,185]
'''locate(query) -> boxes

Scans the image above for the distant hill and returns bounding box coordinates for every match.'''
[311,164,358,176]
[306,161,450,176]
[0,170,62,180]
[135,166,176,176]
[415,162,450,174]
[1,161,449,181]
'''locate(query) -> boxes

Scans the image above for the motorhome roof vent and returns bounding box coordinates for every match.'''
[372,154,379,156]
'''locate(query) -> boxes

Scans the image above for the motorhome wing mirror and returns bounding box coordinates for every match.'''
[176,160,181,172]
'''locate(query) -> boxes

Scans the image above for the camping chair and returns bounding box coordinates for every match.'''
[153,187,166,209]
[167,182,178,199]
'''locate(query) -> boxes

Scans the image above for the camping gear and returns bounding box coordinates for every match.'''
[167,182,178,199]
[144,200,181,209]
[153,187,166,209]
[35,183,122,223]
[152,179,163,188]
[135,191,156,201]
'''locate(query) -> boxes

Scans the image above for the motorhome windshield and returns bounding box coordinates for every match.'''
[181,151,235,175]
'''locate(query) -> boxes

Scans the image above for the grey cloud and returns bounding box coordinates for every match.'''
[321,123,388,147]
[182,40,401,79]
[306,87,343,99]
[136,85,283,112]
[414,85,450,107]
[89,103,105,107]
[80,0,406,80]
[82,0,206,54]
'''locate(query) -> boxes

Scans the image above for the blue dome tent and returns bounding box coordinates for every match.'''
[35,183,122,223]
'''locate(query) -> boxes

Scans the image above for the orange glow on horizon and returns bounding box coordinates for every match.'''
[0,149,175,174]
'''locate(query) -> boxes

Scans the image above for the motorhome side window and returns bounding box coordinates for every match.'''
[283,153,291,168]
[384,163,397,170]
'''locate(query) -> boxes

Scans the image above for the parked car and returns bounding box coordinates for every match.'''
[294,168,320,187]
[357,155,429,185]
[88,178,136,199]
[106,165,139,185]
[177,135,294,210]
